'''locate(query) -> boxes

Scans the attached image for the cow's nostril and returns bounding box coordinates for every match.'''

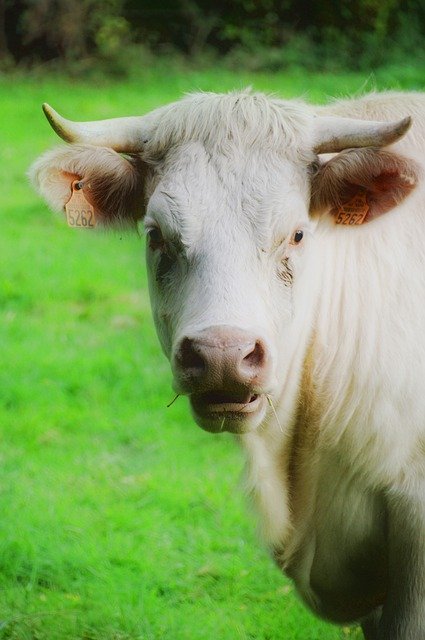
[178,337,206,371]
[243,340,266,369]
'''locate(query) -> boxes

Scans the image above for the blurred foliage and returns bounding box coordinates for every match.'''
[1,0,424,73]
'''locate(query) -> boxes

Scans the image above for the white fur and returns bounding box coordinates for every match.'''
[143,91,425,624]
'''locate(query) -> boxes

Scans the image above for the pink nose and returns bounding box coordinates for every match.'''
[173,326,270,394]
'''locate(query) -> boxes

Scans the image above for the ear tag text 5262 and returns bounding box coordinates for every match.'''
[65,181,96,229]
[334,192,369,225]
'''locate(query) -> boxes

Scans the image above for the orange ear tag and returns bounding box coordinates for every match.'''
[334,192,369,225]
[65,181,96,229]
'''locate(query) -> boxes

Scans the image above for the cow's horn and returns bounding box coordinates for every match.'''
[42,103,148,152]
[314,115,412,154]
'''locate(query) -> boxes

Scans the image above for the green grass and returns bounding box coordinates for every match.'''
[1,61,424,640]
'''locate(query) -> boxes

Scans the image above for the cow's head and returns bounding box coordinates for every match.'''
[30,92,418,434]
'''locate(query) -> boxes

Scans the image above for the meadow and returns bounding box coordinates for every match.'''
[1,62,424,640]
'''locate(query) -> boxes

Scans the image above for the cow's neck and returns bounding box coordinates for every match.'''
[238,224,394,550]
[239,205,425,552]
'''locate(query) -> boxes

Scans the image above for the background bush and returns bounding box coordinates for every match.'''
[1,0,424,73]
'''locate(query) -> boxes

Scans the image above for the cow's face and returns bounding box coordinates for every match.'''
[143,140,314,432]
[30,93,417,434]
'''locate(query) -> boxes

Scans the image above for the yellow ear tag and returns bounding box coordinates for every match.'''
[334,192,369,225]
[65,181,96,229]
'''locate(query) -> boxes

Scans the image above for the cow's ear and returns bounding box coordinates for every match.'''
[309,148,419,225]
[29,144,146,227]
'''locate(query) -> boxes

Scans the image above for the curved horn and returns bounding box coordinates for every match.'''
[314,115,412,154]
[42,103,148,152]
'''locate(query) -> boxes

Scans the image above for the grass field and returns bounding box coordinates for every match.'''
[1,62,424,640]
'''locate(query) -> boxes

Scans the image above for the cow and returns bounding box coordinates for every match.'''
[30,89,425,640]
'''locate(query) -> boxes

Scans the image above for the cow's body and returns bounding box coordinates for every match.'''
[31,91,425,639]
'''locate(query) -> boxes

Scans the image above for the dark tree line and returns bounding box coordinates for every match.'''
[1,0,424,70]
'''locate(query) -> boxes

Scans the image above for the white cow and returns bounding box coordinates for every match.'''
[31,90,425,640]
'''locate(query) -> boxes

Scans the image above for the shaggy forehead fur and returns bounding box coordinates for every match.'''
[147,142,310,256]
[142,91,318,248]
[142,90,317,163]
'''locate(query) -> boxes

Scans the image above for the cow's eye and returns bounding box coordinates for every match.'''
[291,229,304,245]
[147,227,165,251]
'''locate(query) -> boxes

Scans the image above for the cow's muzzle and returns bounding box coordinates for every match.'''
[172,325,273,433]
